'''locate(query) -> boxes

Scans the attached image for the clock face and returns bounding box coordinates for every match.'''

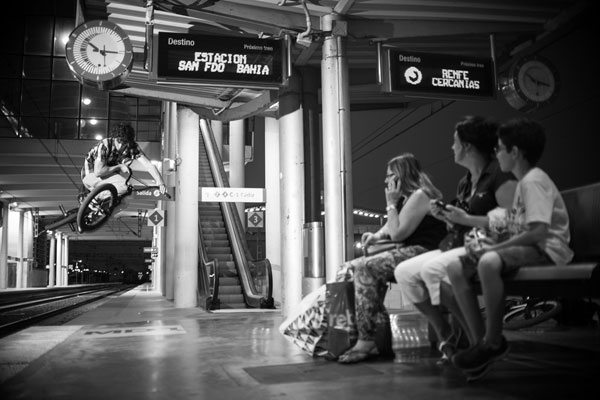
[516,60,556,103]
[501,56,559,112]
[65,20,133,90]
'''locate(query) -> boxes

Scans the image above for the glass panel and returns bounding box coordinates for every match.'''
[21,80,51,117]
[137,120,161,142]
[50,81,79,117]
[53,18,75,56]
[24,16,53,56]
[109,95,137,120]
[81,86,108,119]
[0,114,18,137]
[52,57,77,81]
[20,116,50,138]
[49,118,78,139]
[80,118,108,140]
[0,55,22,78]
[23,56,52,79]
[0,17,24,54]
[138,98,161,120]
[0,78,21,115]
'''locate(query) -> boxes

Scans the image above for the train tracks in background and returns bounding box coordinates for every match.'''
[0,283,136,337]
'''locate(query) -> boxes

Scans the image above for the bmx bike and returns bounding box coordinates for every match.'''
[41,169,169,235]
[501,296,562,330]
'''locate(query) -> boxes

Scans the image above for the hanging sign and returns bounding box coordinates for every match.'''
[382,49,495,99]
[200,187,265,203]
[156,32,285,88]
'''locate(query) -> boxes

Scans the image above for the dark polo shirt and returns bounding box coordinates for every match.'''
[441,159,515,249]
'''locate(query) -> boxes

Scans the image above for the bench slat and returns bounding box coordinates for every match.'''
[511,263,599,281]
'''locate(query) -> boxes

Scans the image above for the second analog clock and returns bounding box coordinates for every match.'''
[65,19,134,90]
[501,56,558,112]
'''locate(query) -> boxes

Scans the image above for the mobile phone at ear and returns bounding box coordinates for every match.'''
[435,200,450,211]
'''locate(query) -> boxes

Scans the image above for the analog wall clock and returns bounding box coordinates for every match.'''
[501,56,559,112]
[65,20,134,90]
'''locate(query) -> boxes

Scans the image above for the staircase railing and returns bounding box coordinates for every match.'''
[199,119,274,308]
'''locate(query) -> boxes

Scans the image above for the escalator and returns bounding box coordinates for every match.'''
[197,119,274,310]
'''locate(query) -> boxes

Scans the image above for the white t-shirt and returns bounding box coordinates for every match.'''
[508,167,574,265]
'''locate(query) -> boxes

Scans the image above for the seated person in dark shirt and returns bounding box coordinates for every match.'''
[394,116,516,365]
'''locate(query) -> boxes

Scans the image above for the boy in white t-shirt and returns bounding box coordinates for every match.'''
[446,118,573,380]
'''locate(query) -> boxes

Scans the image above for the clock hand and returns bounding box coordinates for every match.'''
[526,72,550,88]
[86,40,100,52]
[102,45,107,67]
[103,50,119,54]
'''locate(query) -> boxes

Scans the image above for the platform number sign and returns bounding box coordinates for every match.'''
[247,211,264,229]
[147,209,166,227]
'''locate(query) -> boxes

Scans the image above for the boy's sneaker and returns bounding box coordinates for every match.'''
[436,326,469,366]
[452,336,509,372]
[464,363,494,382]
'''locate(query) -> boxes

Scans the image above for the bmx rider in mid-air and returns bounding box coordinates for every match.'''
[81,123,166,214]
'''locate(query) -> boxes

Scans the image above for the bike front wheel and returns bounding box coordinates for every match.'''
[77,183,119,232]
[503,299,562,330]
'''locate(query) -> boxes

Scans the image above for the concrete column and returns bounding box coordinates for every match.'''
[278,75,305,316]
[174,106,199,308]
[55,232,63,286]
[229,119,246,224]
[63,235,69,286]
[264,117,281,303]
[0,201,8,289]
[211,120,223,157]
[48,234,56,287]
[16,211,24,288]
[321,13,354,280]
[165,101,177,300]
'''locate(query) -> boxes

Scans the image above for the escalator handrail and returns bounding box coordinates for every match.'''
[197,219,219,309]
[199,119,273,308]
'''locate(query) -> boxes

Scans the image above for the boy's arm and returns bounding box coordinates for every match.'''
[486,222,548,252]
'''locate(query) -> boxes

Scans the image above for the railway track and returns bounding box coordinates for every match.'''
[0,284,136,337]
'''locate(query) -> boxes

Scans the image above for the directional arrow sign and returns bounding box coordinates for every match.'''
[147,209,165,227]
[200,187,265,203]
[143,247,158,253]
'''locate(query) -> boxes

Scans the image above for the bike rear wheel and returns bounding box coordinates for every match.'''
[503,300,562,330]
[77,183,119,232]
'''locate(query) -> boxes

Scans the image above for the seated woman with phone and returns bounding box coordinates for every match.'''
[335,153,447,363]
[394,116,516,365]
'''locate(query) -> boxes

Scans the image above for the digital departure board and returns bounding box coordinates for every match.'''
[384,49,495,99]
[156,32,284,88]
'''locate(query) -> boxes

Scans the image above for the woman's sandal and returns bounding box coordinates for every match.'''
[338,346,380,364]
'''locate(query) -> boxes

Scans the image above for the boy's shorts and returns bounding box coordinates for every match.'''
[461,245,552,280]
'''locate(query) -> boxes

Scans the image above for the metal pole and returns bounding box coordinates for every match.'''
[0,202,8,289]
[321,13,354,281]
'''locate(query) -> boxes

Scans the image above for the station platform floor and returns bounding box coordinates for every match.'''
[1,283,599,400]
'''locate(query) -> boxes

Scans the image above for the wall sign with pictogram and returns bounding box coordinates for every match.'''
[147,209,166,227]
[247,211,264,229]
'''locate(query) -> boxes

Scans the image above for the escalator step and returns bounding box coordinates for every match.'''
[220,294,245,303]
[220,277,239,286]
[219,285,242,295]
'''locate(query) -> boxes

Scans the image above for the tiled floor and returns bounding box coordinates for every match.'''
[0,284,598,400]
